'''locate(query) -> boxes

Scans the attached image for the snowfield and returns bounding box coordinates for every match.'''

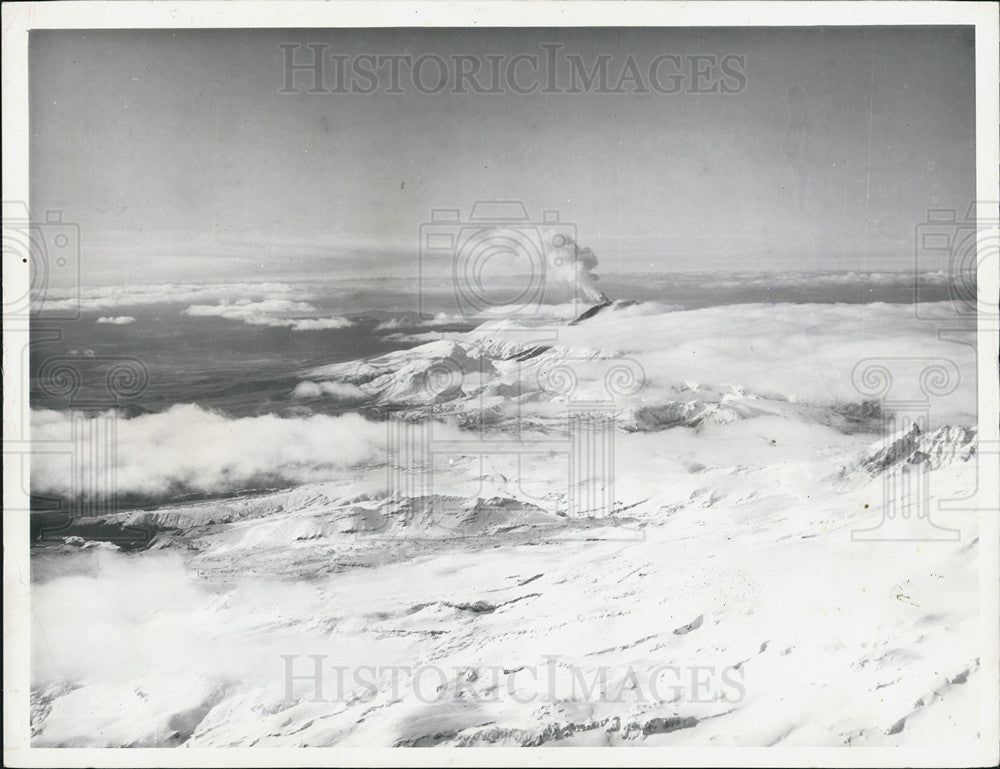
[30,300,984,747]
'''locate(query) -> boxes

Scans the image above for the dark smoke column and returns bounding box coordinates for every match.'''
[547,237,609,304]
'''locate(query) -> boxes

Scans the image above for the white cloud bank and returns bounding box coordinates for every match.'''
[96,316,136,325]
[30,300,977,505]
[40,282,311,312]
[30,405,472,502]
[549,300,977,424]
[292,380,368,401]
[184,299,352,331]
[655,270,954,290]
[375,312,459,331]
[31,405,386,499]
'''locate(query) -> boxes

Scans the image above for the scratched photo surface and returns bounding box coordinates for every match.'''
[25,26,984,747]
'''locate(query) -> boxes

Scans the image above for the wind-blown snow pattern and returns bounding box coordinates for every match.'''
[29,299,983,748]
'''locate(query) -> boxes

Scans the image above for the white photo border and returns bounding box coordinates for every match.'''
[3,2,998,767]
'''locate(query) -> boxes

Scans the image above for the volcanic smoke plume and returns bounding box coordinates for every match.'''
[547,236,609,303]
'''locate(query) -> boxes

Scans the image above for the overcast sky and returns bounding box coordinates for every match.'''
[30,26,975,285]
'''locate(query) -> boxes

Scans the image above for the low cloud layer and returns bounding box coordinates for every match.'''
[30,404,479,504]
[292,380,368,401]
[659,270,953,290]
[40,282,311,312]
[95,316,135,325]
[184,300,352,331]
[375,313,458,331]
[31,548,336,710]
[553,300,976,424]
[29,300,977,507]
[31,405,387,500]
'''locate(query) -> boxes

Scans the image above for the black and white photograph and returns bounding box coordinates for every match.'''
[3,1,998,765]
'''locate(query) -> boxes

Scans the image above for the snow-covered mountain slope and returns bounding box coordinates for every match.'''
[295,300,976,434]
[858,424,978,475]
[29,300,985,748]
[30,446,983,747]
